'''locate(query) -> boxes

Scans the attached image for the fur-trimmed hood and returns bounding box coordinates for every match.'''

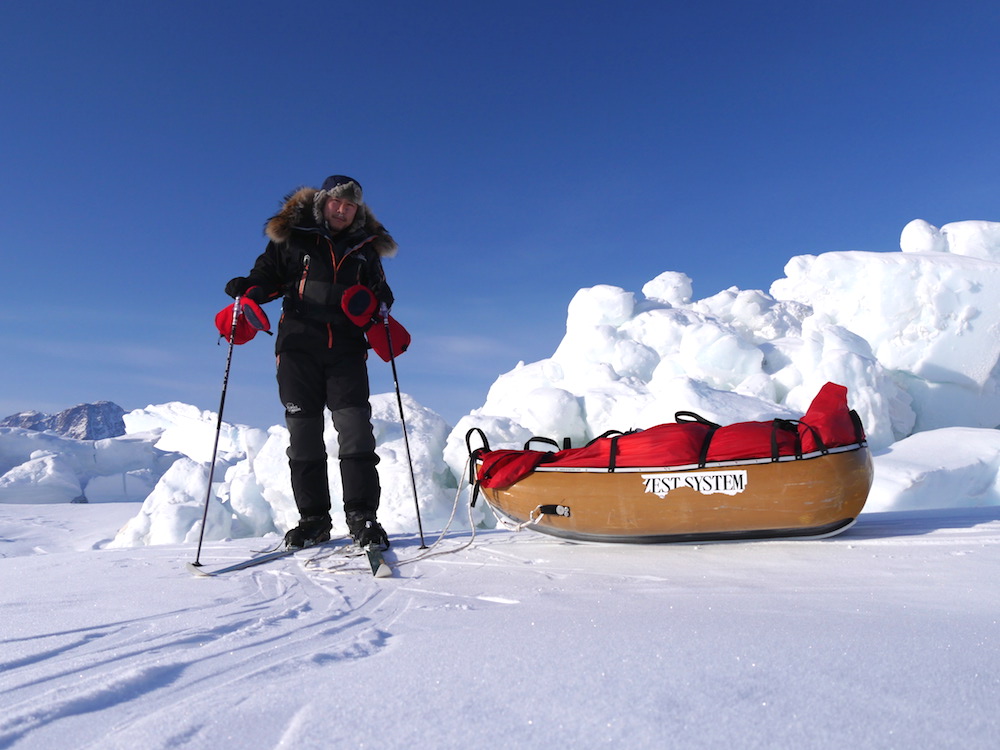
[264,186,398,257]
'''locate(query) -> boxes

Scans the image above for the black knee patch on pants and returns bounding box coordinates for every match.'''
[329,405,376,458]
[288,459,331,517]
[329,406,380,514]
[286,414,326,463]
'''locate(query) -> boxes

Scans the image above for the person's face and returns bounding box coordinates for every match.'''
[324,197,358,231]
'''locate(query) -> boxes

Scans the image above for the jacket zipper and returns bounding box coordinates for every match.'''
[329,236,377,274]
[298,253,335,349]
[306,237,375,349]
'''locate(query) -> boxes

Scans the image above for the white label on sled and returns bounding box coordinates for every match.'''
[641,470,748,498]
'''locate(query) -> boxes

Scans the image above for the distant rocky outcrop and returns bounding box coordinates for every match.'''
[1,401,126,440]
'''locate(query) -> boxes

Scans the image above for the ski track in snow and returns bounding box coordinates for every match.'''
[0,540,406,750]
[1,506,999,749]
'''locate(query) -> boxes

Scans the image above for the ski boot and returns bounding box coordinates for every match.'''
[346,510,390,549]
[284,515,332,550]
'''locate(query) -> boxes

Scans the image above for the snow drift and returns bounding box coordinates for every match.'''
[1,219,998,546]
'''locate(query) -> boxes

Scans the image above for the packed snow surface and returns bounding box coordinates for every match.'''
[1,503,998,749]
[1,219,999,748]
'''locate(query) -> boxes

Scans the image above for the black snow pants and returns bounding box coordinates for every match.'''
[276,347,380,520]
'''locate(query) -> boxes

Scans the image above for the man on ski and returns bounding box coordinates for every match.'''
[223,175,395,551]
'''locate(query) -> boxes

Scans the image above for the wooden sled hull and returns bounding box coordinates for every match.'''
[479,446,873,544]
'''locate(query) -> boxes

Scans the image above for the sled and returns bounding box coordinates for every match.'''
[468,383,873,543]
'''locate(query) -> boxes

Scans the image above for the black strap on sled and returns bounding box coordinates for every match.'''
[849,410,866,443]
[523,436,560,452]
[537,504,571,518]
[675,411,721,468]
[608,434,624,472]
[465,427,491,480]
[770,419,828,460]
[569,429,627,473]
[698,426,719,468]
[797,420,828,456]
[465,427,492,507]
[675,411,721,428]
[587,429,626,446]
[771,419,800,461]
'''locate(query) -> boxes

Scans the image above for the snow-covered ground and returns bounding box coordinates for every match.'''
[1,502,998,749]
[2,218,999,748]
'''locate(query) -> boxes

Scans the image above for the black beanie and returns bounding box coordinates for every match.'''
[320,175,363,204]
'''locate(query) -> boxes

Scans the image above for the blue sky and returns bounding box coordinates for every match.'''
[2,0,998,429]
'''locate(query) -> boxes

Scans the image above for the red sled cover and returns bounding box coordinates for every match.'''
[476,382,864,489]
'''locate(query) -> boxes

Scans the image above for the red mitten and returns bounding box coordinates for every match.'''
[215,298,270,345]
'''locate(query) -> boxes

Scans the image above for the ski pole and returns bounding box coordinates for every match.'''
[383,309,427,548]
[192,297,242,567]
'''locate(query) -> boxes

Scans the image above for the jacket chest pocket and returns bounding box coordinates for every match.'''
[302,279,348,308]
[297,254,311,299]
[298,252,349,306]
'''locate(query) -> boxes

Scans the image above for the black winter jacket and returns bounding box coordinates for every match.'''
[242,187,396,354]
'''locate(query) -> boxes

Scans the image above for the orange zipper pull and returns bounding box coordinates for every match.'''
[298,254,311,298]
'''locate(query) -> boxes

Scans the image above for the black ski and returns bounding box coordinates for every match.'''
[365,544,392,578]
[187,540,345,577]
